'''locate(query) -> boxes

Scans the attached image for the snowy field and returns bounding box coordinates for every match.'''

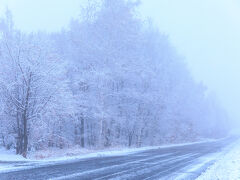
[197,139,240,180]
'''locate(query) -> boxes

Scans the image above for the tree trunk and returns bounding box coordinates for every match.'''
[128,131,133,147]
[22,73,32,158]
[22,114,28,158]
[16,110,23,155]
[80,116,85,148]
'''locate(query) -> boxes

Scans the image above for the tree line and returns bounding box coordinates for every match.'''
[0,0,229,157]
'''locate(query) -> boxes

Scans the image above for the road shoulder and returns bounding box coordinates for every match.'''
[196,139,240,180]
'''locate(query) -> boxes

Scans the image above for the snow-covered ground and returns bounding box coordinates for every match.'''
[0,147,32,172]
[197,139,240,180]
[0,138,228,174]
[1,145,171,173]
[0,148,29,162]
[29,139,219,162]
[0,139,218,161]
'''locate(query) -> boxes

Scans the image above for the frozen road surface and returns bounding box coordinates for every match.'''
[0,138,235,180]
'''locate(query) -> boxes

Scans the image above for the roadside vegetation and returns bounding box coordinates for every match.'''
[0,0,229,158]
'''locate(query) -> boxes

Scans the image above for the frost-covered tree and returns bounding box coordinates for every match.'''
[53,0,229,148]
[0,11,73,157]
[0,0,230,156]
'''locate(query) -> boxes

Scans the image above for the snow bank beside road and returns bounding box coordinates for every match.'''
[0,148,28,162]
[0,148,33,173]
[0,138,222,162]
[1,145,167,173]
[30,138,221,162]
[197,139,240,180]
[0,138,226,173]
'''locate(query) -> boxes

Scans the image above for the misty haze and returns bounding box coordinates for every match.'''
[0,0,239,180]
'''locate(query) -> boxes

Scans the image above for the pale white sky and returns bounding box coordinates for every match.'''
[1,0,240,121]
[140,0,240,123]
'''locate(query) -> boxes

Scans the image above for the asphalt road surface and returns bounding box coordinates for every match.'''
[0,138,236,180]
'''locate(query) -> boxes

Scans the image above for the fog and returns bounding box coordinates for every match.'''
[0,2,240,179]
[140,0,240,127]
[1,0,240,127]
[0,0,238,158]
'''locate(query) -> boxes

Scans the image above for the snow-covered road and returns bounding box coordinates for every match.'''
[0,137,236,180]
